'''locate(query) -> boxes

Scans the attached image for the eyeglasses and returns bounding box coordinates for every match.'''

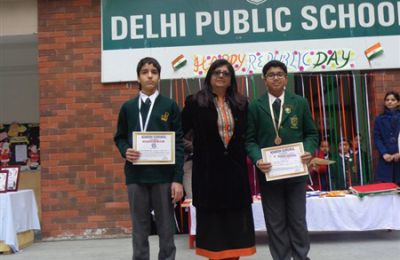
[212,70,231,78]
[265,73,287,79]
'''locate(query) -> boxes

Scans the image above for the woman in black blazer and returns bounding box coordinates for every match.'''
[182,59,255,259]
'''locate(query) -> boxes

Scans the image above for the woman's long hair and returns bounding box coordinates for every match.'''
[193,59,247,110]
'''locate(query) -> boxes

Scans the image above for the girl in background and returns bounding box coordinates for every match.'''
[374,91,400,184]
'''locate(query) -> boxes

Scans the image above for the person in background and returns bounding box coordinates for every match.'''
[246,60,318,260]
[373,91,400,185]
[309,140,330,191]
[182,59,256,260]
[337,139,359,189]
[351,135,370,184]
[247,156,260,198]
[114,57,184,260]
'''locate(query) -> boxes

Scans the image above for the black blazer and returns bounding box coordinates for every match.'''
[182,95,252,210]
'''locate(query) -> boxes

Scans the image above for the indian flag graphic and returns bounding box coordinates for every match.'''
[364,43,384,60]
[171,54,187,71]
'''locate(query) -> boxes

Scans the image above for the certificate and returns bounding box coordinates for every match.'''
[0,170,8,193]
[261,142,308,181]
[1,166,20,191]
[132,131,175,165]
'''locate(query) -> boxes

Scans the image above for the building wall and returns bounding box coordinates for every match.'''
[37,0,400,239]
[0,0,39,124]
[0,0,37,36]
[38,0,138,239]
[0,35,39,124]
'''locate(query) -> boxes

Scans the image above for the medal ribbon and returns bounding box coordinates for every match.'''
[138,98,155,132]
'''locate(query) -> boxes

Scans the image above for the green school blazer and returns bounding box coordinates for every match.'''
[245,91,318,182]
[114,94,184,184]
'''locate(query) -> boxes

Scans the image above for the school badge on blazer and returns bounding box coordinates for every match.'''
[284,105,293,114]
[161,112,169,122]
[290,115,299,129]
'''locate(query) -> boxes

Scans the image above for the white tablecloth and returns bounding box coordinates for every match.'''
[190,194,400,235]
[0,189,41,252]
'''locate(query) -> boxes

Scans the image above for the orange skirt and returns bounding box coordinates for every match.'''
[195,206,256,259]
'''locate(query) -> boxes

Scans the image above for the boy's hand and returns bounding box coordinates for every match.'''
[256,159,272,173]
[126,148,140,163]
[171,182,183,203]
[301,152,313,165]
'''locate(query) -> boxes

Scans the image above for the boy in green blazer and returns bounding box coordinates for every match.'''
[246,60,318,260]
[114,57,184,260]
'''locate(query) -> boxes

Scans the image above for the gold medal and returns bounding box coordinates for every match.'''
[274,136,282,145]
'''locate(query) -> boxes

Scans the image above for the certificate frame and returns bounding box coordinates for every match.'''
[1,166,20,192]
[261,142,308,181]
[132,131,175,165]
[0,170,8,193]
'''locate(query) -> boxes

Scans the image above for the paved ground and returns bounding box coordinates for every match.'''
[3,231,400,259]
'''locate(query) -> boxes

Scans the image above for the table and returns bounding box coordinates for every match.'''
[0,189,41,252]
[188,194,400,247]
[305,193,400,231]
